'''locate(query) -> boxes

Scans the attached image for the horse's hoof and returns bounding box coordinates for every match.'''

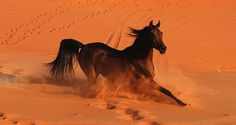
[178,102,188,106]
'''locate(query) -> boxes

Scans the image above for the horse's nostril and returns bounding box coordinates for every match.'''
[159,45,167,54]
[162,46,166,50]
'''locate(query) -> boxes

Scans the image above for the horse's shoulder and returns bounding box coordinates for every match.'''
[130,57,155,78]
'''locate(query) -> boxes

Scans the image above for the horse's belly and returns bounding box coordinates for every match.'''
[95,56,131,82]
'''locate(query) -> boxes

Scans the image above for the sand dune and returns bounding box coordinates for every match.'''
[0,0,236,125]
[1,0,236,72]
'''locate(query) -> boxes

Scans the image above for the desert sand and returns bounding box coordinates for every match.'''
[0,0,236,125]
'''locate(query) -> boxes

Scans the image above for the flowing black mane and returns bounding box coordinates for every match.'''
[129,26,152,38]
[121,26,154,60]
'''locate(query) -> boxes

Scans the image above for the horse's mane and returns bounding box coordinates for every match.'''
[129,26,151,37]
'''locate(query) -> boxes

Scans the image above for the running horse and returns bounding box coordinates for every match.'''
[47,20,187,106]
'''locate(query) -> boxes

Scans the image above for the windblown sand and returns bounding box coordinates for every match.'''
[0,0,236,125]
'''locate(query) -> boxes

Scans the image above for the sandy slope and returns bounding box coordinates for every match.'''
[0,72,236,125]
[0,0,236,125]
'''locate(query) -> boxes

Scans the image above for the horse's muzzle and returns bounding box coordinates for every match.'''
[159,46,167,54]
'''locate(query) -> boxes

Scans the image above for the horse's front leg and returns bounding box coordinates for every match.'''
[150,80,187,106]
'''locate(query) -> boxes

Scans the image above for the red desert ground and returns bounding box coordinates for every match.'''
[0,0,236,125]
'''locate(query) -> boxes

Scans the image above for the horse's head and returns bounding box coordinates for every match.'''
[130,20,167,54]
[148,20,167,54]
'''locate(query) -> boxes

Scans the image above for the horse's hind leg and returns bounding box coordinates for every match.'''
[83,63,99,84]
[80,63,100,97]
[87,68,99,85]
[150,80,187,106]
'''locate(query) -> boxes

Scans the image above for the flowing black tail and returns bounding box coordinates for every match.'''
[46,39,84,79]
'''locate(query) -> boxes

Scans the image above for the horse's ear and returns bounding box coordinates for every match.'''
[156,20,161,28]
[149,20,154,27]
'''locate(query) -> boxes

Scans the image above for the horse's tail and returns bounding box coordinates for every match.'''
[46,39,84,79]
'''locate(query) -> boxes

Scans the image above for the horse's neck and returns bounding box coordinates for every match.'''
[146,49,153,62]
[125,37,153,61]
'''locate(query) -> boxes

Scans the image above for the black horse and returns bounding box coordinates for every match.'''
[47,20,187,106]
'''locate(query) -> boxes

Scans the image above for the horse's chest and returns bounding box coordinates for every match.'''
[132,59,155,79]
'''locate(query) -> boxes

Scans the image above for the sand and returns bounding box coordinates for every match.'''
[0,0,236,125]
